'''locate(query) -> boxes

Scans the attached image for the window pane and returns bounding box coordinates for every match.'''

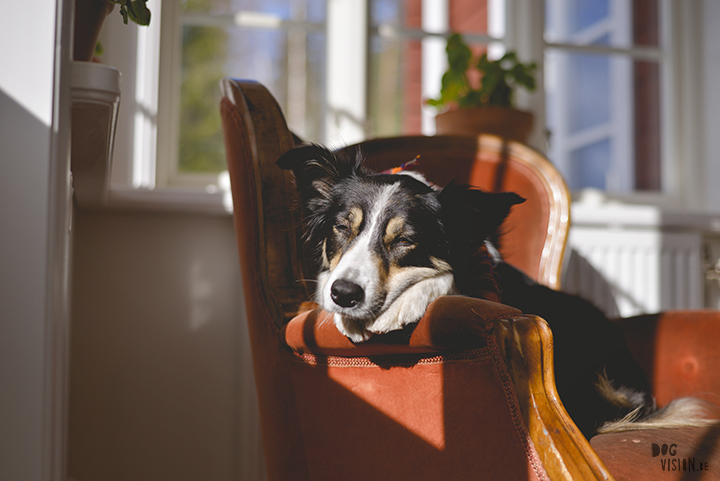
[369,36,413,137]
[369,0,489,33]
[566,52,610,133]
[369,1,410,136]
[545,0,662,193]
[179,25,229,174]
[449,0,489,35]
[368,0,426,137]
[178,0,326,174]
[226,28,290,117]
[368,0,489,137]
[569,0,609,35]
[568,139,611,190]
[182,0,306,18]
[546,51,661,192]
[182,0,227,14]
[545,0,659,48]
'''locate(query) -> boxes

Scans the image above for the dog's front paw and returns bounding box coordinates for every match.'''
[334,314,373,343]
[367,296,426,336]
[368,272,457,336]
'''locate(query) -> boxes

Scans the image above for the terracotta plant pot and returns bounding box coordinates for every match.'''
[435,107,534,144]
[74,0,115,61]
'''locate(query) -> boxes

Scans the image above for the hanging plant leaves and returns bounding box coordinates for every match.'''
[108,0,152,26]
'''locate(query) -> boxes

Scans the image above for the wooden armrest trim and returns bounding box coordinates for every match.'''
[495,315,615,481]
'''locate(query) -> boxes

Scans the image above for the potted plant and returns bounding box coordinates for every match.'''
[74,0,151,61]
[427,33,537,143]
[71,0,151,207]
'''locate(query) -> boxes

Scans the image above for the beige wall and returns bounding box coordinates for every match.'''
[67,209,265,481]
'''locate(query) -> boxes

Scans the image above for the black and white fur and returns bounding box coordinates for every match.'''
[277,143,521,343]
[277,143,716,438]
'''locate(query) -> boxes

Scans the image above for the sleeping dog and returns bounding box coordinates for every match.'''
[277,143,714,438]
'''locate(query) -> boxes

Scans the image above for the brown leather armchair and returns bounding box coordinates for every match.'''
[220,78,720,481]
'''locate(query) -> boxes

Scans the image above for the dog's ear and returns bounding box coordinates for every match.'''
[437,183,525,244]
[276,144,363,206]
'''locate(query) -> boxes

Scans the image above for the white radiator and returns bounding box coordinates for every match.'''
[563,227,705,318]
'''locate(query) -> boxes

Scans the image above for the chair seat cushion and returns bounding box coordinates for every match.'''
[590,426,720,480]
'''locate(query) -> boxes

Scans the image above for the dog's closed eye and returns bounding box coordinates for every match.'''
[393,236,414,248]
[334,223,350,234]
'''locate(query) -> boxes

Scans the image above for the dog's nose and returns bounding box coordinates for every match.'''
[330,279,365,308]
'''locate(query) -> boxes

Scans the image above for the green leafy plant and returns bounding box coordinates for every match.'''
[427,33,537,111]
[108,0,151,26]
[92,0,151,58]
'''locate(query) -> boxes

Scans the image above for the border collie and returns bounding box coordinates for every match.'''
[277,143,716,437]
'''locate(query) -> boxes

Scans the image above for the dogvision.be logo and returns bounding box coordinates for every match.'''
[652,443,710,472]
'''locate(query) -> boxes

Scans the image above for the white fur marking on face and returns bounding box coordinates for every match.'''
[318,183,400,318]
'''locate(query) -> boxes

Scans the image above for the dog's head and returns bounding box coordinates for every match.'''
[278,144,524,342]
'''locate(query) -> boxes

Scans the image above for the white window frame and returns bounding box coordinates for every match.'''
[105,0,505,192]
[102,0,709,212]
[545,0,636,192]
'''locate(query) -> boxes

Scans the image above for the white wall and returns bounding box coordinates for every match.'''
[67,210,264,481]
[703,0,720,212]
[0,2,73,481]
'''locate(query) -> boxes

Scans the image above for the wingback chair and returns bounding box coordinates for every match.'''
[220,78,720,481]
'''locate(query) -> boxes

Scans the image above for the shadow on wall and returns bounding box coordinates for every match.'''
[562,248,621,318]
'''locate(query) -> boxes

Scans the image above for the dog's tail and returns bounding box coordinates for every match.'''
[597,397,719,434]
[595,373,719,434]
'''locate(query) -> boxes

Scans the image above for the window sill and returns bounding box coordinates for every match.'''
[571,191,720,232]
[100,186,233,216]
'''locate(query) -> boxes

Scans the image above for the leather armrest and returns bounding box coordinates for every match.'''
[613,310,720,406]
[282,295,521,357]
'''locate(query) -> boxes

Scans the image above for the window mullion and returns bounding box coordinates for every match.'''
[608,0,634,192]
[287,0,309,138]
[544,42,662,61]
[421,0,449,135]
[488,0,507,59]
[131,0,163,189]
[325,0,369,146]
[506,0,547,151]
[156,0,181,189]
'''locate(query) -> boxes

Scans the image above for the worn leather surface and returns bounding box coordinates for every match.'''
[595,313,720,479]
[591,427,720,480]
[615,311,720,407]
[285,342,546,481]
